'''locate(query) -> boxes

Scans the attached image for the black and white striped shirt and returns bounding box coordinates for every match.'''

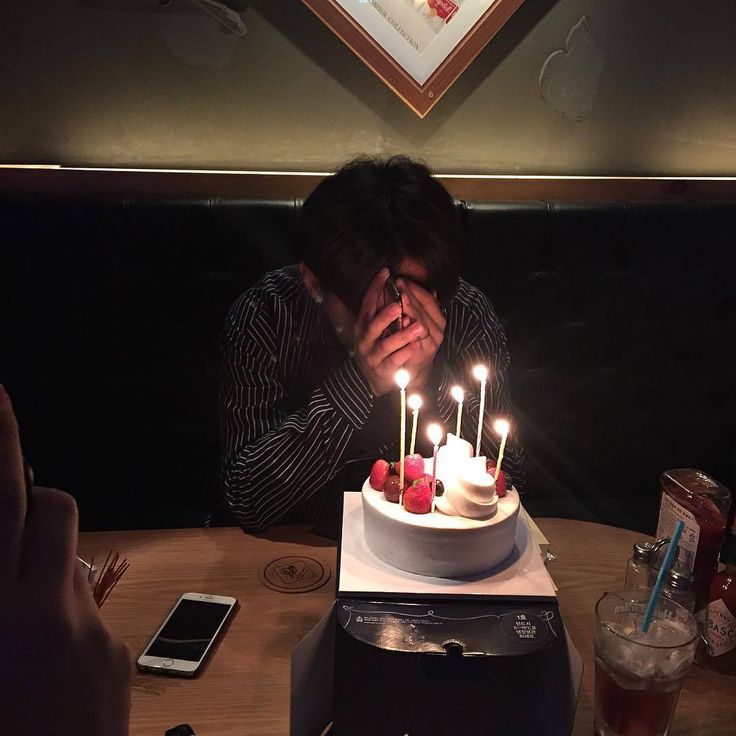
[220,265,523,532]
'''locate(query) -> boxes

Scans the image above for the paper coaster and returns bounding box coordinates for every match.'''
[260,556,331,594]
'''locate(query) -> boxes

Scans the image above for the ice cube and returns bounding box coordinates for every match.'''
[646,618,692,648]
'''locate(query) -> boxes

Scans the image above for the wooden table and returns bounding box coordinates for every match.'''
[78,519,735,735]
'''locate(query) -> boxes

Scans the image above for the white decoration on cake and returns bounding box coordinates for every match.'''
[434,449,498,520]
[445,462,497,519]
[435,431,473,480]
[458,457,493,502]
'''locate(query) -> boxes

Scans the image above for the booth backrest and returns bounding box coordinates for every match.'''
[2,197,734,532]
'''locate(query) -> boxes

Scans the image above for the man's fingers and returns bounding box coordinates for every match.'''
[399,284,432,329]
[399,282,445,345]
[370,322,425,365]
[360,301,403,349]
[400,299,441,350]
[18,487,79,591]
[399,278,444,319]
[400,280,445,332]
[358,267,390,325]
[0,385,27,585]
[383,341,420,370]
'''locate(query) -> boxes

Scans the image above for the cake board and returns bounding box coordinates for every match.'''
[337,491,557,602]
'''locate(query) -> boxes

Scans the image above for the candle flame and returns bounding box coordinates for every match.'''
[395,369,410,390]
[408,393,423,411]
[450,385,464,403]
[494,418,510,436]
[472,364,489,382]
[427,423,443,446]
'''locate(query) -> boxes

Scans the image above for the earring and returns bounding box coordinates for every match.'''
[314,292,323,305]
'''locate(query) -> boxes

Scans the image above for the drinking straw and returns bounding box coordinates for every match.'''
[641,519,684,633]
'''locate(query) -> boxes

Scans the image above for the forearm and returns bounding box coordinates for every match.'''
[222,359,374,531]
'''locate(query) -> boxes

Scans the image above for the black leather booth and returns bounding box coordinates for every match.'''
[2,196,734,532]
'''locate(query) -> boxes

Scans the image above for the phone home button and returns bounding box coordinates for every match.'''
[161,659,174,668]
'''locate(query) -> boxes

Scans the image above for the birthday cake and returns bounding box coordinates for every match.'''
[362,433,520,578]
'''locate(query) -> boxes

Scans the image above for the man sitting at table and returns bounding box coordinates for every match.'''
[220,155,524,533]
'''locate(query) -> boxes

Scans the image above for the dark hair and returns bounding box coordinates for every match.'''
[300,155,460,314]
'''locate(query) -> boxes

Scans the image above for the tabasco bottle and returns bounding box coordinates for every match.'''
[704,520,736,673]
[656,469,732,612]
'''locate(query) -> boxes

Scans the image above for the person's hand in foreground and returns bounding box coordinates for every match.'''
[0,385,131,736]
[354,268,427,396]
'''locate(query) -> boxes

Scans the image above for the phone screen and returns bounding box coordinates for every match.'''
[382,276,403,337]
[143,599,233,662]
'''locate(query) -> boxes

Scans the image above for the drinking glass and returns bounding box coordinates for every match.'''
[594,590,698,736]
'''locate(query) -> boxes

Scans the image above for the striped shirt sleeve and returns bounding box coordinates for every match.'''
[219,292,375,531]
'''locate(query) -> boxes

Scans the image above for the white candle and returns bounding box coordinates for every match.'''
[408,394,422,455]
[395,369,410,501]
[450,385,464,439]
[493,418,510,480]
[472,365,489,457]
[427,423,443,513]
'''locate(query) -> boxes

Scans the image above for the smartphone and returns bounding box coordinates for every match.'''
[137,593,237,677]
[382,275,403,338]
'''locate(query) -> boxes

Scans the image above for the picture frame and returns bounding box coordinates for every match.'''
[301,0,527,117]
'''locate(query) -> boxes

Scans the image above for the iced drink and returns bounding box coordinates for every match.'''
[594,591,697,736]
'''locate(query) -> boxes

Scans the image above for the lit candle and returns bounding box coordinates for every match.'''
[493,419,510,480]
[450,385,464,438]
[395,369,410,500]
[472,365,489,457]
[408,394,422,455]
[427,423,443,512]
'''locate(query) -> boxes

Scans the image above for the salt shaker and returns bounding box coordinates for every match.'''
[625,541,653,589]
[663,568,696,613]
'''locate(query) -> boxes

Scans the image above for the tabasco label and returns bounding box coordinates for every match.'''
[656,493,699,573]
[706,598,736,657]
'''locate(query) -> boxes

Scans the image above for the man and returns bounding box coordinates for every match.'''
[0,385,132,735]
[220,156,523,533]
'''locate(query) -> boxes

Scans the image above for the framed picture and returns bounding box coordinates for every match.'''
[302,0,526,117]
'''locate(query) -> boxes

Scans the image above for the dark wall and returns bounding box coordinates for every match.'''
[2,196,734,532]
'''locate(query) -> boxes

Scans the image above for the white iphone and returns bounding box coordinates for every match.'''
[137,592,238,677]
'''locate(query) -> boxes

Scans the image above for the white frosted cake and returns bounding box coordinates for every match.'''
[362,434,520,578]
